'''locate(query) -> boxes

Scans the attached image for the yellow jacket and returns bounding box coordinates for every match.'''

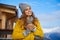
[12,19,44,40]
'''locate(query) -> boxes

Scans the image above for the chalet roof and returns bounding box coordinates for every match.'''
[0,3,18,20]
[0,3,17,11]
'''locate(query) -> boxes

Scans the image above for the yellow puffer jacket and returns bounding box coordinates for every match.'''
[12,19,44,40]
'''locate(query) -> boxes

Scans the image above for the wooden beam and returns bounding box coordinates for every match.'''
[0,8,16,14]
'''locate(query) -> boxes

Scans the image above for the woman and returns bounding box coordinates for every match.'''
[12,3,44,40]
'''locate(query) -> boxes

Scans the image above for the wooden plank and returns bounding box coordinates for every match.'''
[0,29,13,34]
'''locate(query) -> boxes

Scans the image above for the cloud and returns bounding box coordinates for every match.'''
[35,10,60,28]
[42,26,60,33]
[37,10,60,22]
[57,3,60,6]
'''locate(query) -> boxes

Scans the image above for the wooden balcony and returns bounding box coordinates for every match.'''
[0,3,18,38]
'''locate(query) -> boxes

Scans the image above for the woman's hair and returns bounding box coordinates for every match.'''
[19,10,37,26]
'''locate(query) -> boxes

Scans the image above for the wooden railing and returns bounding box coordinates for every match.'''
[0,29,13,38]
[0,29,13,34]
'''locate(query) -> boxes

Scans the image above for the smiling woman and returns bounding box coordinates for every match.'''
[12,3,44,40]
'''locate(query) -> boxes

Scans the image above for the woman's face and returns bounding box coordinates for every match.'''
[24,7,32,16]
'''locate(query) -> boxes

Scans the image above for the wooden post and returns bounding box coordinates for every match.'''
[2,13,6,29]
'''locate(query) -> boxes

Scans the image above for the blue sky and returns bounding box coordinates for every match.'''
[0,0,60,29]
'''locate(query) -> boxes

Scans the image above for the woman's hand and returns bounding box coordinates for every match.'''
[25,24,35,31]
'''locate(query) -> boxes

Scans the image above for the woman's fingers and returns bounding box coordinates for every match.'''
[26,24,35,30]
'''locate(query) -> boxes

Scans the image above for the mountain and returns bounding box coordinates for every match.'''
[49,32,60,40]
[43,27,60,40]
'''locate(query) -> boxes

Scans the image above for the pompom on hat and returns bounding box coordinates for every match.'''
[19,3,31,12]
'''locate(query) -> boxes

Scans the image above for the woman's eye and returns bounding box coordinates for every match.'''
[29,8,31,10]
[25,9,28,11]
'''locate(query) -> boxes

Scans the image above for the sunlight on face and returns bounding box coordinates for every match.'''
[24,6,32,16]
